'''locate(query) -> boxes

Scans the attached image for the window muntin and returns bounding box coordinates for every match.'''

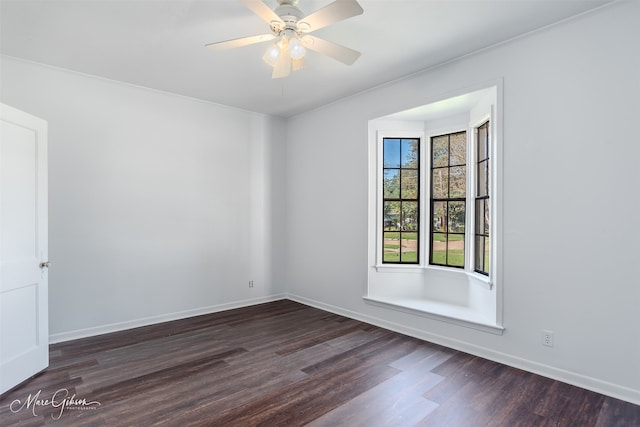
[430,131,466,268]
[382,138,420,263]
[474,121,490,275]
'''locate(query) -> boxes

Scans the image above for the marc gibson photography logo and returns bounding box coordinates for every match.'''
[10,388,101,420]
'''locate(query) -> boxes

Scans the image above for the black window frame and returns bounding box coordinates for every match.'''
[381,137,420,264]
[429,131,467,269]
[474,121,490,276]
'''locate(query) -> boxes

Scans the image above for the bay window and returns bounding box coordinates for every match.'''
[367,84,502,332]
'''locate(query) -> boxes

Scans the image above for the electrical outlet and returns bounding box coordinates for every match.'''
[542,330,554,347]
[248,280,254,288]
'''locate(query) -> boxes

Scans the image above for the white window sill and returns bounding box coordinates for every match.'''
[363,295,504,335]
[374,264,425,274]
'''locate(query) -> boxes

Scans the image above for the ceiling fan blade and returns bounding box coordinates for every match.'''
[298,0,364,33]
[239,0,283,26]
[272,47,291,79]
[302,35,361,65]
[206,34,275,51]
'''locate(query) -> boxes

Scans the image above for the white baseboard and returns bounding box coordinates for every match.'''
[49,294,287,344]
[286,293,640,406]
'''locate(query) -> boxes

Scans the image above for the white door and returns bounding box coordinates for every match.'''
[0,103,49,395]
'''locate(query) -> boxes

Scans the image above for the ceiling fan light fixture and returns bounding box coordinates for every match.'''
[263,42,281,66]
[289,37,306,60]
[208,0,364,78]
[263,35,306,72]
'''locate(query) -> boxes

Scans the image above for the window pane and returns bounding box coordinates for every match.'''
[432,201,446,232]
[383,169,400,198]
[432,233,446,264]
[432,136,448,167]
[432,168,448,199]
[383,139,400,168]
[383,201,401,230]
[474,199,490,235]
[448,201,465,233]
[475,236,485,272]
[477,126,488,161]
[401,232,418,263]
[401,169,418,199]
[401,139,419,168]
[401,202,418,231]
[448,237,465,267]
[450,166,466,197]
[477,160,488,197]
[383,231,400,263]
[484,199,490,235]
[485,237,490,274]
[475,199,483,233]
[450,132,466,166]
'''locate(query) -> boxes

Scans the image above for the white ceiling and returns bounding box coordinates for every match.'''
[0,0,613,117]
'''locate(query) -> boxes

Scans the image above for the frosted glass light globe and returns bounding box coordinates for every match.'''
[289,38,306,60]
[263,43,280,66]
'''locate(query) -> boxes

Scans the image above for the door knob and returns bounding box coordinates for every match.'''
[39,261,50,269]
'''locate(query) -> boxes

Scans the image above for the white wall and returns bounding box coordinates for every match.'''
[0,57,287,341]
[284,1,640,404]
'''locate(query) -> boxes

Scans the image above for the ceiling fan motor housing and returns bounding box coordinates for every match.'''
[273,1,305,34]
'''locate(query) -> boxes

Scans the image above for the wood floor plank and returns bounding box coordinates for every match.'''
[307,368,444,426]
[1,300,639,426]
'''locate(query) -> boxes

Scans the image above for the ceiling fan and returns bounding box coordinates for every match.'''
[206,0,364,79]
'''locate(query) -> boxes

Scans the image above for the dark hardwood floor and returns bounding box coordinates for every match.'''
[1,300,638,426]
